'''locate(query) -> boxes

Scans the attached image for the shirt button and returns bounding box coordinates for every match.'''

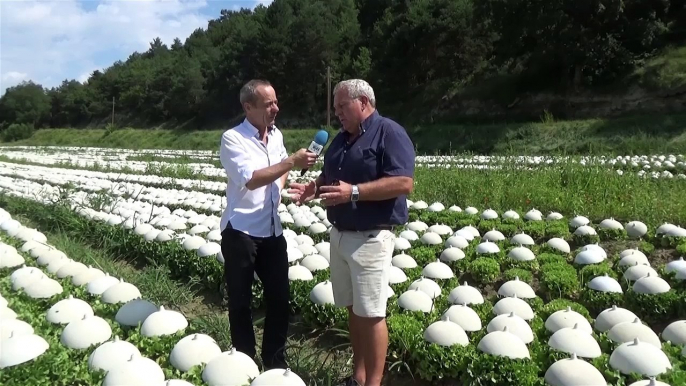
[338,167,341,170]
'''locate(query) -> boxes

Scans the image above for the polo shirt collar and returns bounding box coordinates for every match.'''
[343,110,379,139]
[242,118,275,140]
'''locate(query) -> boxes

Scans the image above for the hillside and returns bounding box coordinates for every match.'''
[5,111,686,156]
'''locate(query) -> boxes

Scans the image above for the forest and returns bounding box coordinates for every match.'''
[0,0,685,137]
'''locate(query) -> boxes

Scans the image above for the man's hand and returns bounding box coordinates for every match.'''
[287,180,317,205]
[290,149,317,169]
[318,180,353,207]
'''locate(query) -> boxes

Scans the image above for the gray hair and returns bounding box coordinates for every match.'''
[334,79,376,108]
[240,79,271,105]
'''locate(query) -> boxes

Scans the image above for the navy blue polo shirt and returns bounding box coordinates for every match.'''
[321,110,415,231]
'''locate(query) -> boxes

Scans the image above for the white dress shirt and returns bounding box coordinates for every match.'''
[219,119,288,237]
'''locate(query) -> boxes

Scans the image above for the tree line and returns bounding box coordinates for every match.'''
[0,0,684,137]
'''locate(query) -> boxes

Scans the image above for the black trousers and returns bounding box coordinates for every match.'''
[221,226,290,369]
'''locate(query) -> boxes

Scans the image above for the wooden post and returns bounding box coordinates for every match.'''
[326,66,331,127]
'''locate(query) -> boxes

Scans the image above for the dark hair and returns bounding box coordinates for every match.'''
[240,79,272,105]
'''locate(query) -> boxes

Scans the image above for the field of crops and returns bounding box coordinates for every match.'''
[2,145,686,385]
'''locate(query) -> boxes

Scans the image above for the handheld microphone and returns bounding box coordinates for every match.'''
[301,129,330,176]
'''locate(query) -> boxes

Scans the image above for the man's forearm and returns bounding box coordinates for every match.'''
[246,157,295,191]
[358,176,413,201]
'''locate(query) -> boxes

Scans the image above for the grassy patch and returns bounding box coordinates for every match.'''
[4,111,686,155]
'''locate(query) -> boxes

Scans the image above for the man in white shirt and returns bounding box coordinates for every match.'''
[219,79,316,370]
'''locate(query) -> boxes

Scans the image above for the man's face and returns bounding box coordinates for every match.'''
[245,85,279,128]
[333,87,364,133]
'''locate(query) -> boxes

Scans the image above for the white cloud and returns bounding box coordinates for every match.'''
[0,0,221,96]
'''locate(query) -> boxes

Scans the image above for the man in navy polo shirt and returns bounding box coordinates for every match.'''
[288,79,415,386]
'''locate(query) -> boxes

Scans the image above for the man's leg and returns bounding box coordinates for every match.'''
[346,230,395,386]
[329,228,364,384]
[347,305,366,384]
[221,227,258,360]
[255,234,290,369]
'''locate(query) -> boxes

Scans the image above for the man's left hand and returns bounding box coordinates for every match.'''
[318,181,353,207]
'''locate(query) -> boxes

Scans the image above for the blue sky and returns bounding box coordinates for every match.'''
[0,0,272,96]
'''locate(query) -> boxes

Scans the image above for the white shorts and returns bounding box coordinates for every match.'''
[329,227,395,318]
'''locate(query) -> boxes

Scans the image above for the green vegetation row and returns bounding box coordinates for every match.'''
[5,110,686,155]
[0,0,685,133]
[3,194,686,385]
[3,154,686,226]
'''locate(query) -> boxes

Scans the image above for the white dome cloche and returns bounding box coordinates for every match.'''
[310,281,335,305]
[393,238,412,251]
[624,264,659,282]
[608,318,662,348]
[422,260,454,280]
[486,312,533,344]
[569,215,590,228]
[481,209,498,220]
[662,320,686,345]
[547,238,570,253]
[619,249,649,267]
[391,253,417,269]
[202,348,261,386]
[88,336,141,372]
[548,323,602,358]
[544,353,607,386]
[250,368,306,386]
[423,315,469,347]
[47,295,94,324]
[492,294,534,320]
[399,230,419,241]
[420,231,443,245]
[476,240,500,254]
[587,274,623,293]
[508,246,535,261]
[60,314,113,349]
[300,254,329,272]
[0,318,33,340]
[511,233,535,246]
[599,218,623,230]
[497,277,536,299]
[0,331,50,369]
[633,273,671,294]
[609,338,672,376]
[288,262,313,281]
[445,235,469,249]
[483,229,505,242]
[23,276,63,299]
[101,279,143,304]
[545,306,593,334]
[574,250,604,265]
[115,299,158,327]
[440,246,465,262]
[627,378,670,386]
[595,305,638,332]
[448,282,484,305]
[102,354,166,386]
[442,303,482,332]
[140,306,189,337]
[169,333,222,372]
[388,265,408,284]
[397,288,433,313]
[408,277,441,299]
[477,326,530,359]
[625,221,648,238]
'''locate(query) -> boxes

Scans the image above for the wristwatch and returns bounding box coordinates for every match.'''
[351,185,359,202]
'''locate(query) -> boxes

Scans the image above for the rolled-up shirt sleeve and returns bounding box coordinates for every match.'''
[220,132,254,187]
[381,125,415,178]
